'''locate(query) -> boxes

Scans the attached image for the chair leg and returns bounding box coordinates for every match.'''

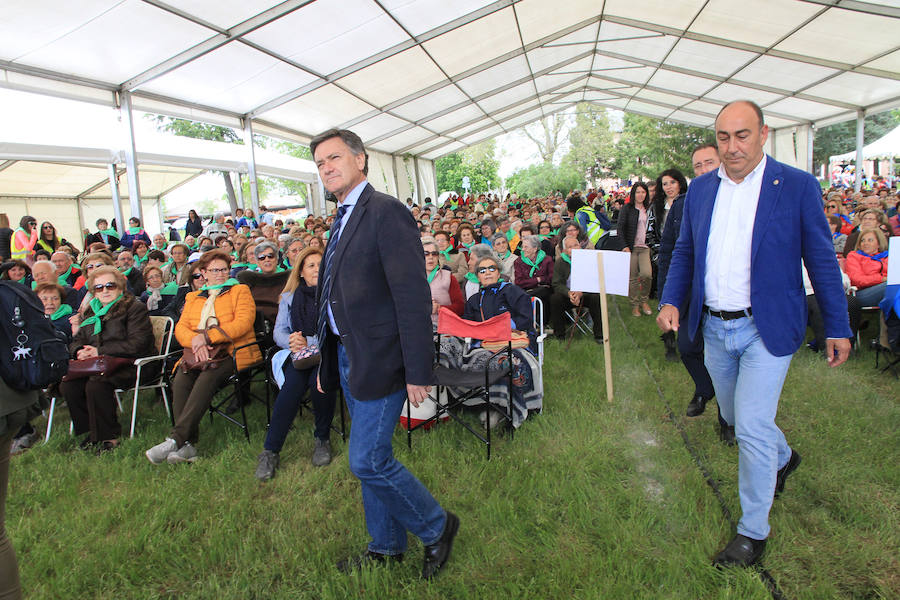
[238,381,250,442]
[44,396,56,443]
[130,387,140,438]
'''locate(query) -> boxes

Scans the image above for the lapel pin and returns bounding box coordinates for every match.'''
[773,179,779,185]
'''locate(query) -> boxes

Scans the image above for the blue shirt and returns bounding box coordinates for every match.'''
[327,179,367,335]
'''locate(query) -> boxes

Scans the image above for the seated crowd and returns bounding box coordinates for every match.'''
[0,178,896,463]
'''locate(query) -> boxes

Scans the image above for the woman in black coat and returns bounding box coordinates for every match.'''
[184,209,204,238]
[59,266,156,452]
[618,182,658,317]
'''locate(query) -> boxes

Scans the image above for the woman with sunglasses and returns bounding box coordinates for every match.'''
[10,216,39,264]
[423,237,464,328]
[824,193,854,235]
[236,241,289,324]
[146,251,260,464]
[437,255,542,429]
[59,265,156,453]
[36,221,60,254]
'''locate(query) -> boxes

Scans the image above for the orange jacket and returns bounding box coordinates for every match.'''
[175,284,261,370]
[845,251,888,290]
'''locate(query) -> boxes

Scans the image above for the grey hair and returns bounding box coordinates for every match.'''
[490,233,508,245]
[521,235,540,250]
[468,243,497,271]
[309,128,369,175]
[254,241,278,258]
[421,236,437,250]
[286,237,305,248]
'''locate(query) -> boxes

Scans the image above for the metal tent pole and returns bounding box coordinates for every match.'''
[108,164,125,236]
[242,118,261,216]
[119,91,143,223]
[854,110,865,193]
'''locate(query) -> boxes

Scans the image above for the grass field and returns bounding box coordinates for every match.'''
[8,298,899,599]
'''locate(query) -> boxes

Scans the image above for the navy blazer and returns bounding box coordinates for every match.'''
[660,156,852,356]
[317,183,434,400]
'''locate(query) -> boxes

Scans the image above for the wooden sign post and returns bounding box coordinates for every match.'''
[596,253,613,403]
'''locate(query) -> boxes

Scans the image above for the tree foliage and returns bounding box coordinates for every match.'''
[566,103,616,183]
[435,139,500,194]
[504,161,583,198]
[812,109,900,169]
[613,114,711,180]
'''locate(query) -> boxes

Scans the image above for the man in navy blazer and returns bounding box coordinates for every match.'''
[658,101,852,568]
[312,129,458,579]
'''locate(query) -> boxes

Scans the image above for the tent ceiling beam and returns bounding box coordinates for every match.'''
[800,0,900,19]
[76,167,124,199]
[0,161,15,173]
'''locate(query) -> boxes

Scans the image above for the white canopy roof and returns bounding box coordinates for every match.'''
[829,124,900,162]
[2,0,898,161]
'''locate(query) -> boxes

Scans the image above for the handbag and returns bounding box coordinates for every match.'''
[291,342,320,371]
[180,325,233,372]
[62,355,134,381]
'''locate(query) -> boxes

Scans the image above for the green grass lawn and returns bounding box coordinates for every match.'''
[8,298,899,599]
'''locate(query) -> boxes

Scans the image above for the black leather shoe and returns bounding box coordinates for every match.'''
[775,450,801,498]
[713,534,766,568]
[336,550,402,573]
[422,511,459,580]
[719,424,736,446]
[686,395,708,417]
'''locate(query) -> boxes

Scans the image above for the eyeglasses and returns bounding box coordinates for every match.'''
[85,263,105,270]
[205,267,229,274]
[424,251,439,257]
[93,282,118,291]
[258,253,276,260]
[477,266,498,274]
[192,273,204,280]
[28,221,37,227]
[827,204,838,209]
[42,225,53,230]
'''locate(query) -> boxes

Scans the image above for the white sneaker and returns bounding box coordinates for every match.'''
[145,438,177,464]
[167,442,198,464]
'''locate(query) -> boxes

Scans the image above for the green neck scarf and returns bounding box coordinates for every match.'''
[550,228,560,236]
[439,248,452,261]
[505,230,515,241]
[465,272,480,284]
[15,277,26,285]
[51,304,73,320]
[57,266,73,286]
[427,266,441,283]
[99,228,120,240]
[521,249,546,277]
[153,281,180,296]
[121,266,133,277]
[81,294,123,335]
[561,252,572,265]
[129,227,142,235]
[500,250,511,260]
[200,278,239,292]
[462,241,474,250]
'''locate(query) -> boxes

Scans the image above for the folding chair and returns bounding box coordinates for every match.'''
[406,308,514,460]
[115,315,176,438]
[208,311,272,442]
[46,316,176,441]
[264,345,346,442]
[531,296,548,367]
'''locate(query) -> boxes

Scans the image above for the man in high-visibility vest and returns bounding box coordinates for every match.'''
[566,197,605,248]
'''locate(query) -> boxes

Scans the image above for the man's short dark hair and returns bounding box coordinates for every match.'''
[96,218,108,227]
[692,142,717,157]
[310,128,369,176]
[716,100,765,129]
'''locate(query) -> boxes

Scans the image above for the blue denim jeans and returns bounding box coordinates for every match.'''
[263,360,336,454]
[854,282,886,308]
[702,314,794,540]
[338,344,446,554]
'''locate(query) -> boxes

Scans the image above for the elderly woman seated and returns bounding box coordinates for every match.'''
[236,241,290,326]
[513,235,554,306]
[140,265,179,316]
[462,243,498,299]
[436,255,543,429]
[490,233,517,281]
[846,228,889,307]
[35,282,74,340]
[255,247,336,481]
[59,266,156,453]
[422,237,464,326]
[145,251,260,464]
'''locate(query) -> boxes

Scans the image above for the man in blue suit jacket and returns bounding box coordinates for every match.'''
[312,129,458,579]
[658,101,852,568]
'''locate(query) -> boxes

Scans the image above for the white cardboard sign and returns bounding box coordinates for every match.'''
[888,236,899,286]
[569,249,630,297]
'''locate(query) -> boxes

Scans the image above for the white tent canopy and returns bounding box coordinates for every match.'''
[2,0,898,167]
[830,125,900,162]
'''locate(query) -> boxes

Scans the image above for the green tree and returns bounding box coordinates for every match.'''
[435,139,500,194]
[504,161,583,198]
[813,109,900,170]
[152,116,244,214]
[566,103,616,183]
[613,114,711,180]
[520,113,569,164]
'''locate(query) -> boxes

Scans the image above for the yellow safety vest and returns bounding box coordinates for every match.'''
[10,228,35,260]
[575,206,605,246]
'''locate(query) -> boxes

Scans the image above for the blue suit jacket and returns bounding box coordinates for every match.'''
[316,183,434,400]
[660,156,852,356]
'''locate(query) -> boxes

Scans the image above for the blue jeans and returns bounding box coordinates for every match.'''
[338,344,446,554]
[264,360,336,454]
[854,282,886,308]
[702,314,793,540]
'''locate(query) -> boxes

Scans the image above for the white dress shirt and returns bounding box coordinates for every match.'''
[704,155,767,311]
[327,179,367,335]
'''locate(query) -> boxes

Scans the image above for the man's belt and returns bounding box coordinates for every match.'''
[703,306,752,320]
